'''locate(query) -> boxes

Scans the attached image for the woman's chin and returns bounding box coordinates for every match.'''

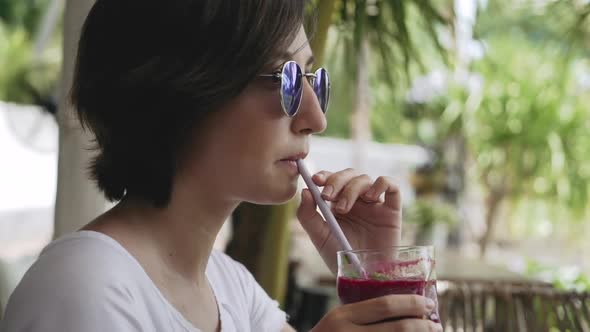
[247,183,299,205]
[269,186,299,204]
[274,189,298,204]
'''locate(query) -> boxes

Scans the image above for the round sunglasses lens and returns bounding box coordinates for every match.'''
[281,61,303,117]
[314,68,330,113]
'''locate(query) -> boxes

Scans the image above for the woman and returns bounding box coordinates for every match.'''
[1,1,442,331]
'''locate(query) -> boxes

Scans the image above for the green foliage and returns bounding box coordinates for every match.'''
[322,0,453,138]
[476,0,590,57]
[323,0,590,239]
[467,32,590,214]
[0,23,60,103]
[470,0,590,218]
[329,0,451,82]
[0,0,61,104]
[366,1,590,241]
[0,24,32,101]
[525,259,590,292]
[0,0,51,35]
[404,198,459,230]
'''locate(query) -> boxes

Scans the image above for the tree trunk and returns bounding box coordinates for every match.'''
[226,201,294,306]
[257,202,294,305]
[54,0,105,238]
[352,37,371,171]
[442,133,468,247]
[309,0,338,66]
[479,189,504,256]
[226,204,273,272]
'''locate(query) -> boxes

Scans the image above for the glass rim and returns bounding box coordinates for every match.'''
[337,245,434,256]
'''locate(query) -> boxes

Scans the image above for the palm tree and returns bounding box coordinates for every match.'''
[322,0,452,167]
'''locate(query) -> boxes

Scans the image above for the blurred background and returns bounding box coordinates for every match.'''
[1,0,589,330]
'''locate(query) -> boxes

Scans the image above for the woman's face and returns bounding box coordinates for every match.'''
[180,27,327,205]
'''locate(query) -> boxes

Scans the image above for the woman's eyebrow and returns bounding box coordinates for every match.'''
[273,52,315,67]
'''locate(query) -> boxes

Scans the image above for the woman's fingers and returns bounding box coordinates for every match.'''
[344,295,435,325]
[312,170,333,186]
[316,168,358,201]
[335,174,374,213]
[312,170,400,211]
[363,176,401,210]
[296,189,330,249]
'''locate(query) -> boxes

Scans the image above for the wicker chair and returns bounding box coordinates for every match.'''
[438,279,590,332]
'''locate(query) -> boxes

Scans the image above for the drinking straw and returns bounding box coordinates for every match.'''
[296,159,367,278]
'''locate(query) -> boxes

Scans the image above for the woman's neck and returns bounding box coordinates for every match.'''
[90,179,239,285]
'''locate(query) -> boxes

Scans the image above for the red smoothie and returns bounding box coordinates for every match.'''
[337,276,440,323]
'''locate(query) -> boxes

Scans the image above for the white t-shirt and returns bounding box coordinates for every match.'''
[0,231,287,332]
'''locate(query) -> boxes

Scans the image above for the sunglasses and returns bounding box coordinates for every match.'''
[259,60,330,117]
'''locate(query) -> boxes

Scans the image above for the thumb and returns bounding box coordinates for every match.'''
[296,189,329,247]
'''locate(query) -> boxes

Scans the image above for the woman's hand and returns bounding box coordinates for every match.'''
[310,295,442,332]
[297,168,402,274]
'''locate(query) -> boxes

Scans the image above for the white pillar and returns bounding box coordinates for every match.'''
[54,0,106,237]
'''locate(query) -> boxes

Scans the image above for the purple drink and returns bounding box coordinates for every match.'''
[337,246,440,323]
[337,276,440,323]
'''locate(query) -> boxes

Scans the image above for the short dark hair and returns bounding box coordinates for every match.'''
[71,0,307,207]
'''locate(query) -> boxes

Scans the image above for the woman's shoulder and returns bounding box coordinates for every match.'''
[9,231,144,305]
[35,230,142,279]
[1,231,151,331]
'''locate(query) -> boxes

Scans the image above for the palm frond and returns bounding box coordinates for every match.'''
[331,0,453,88]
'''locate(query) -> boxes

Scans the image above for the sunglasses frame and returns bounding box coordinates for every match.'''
[259,60,330,117]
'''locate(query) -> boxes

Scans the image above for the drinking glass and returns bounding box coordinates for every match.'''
[337,246,439,322]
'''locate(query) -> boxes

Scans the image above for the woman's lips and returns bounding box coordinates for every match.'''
[279,152,308,162]
[277,151,307,175]
[277,159,299,174]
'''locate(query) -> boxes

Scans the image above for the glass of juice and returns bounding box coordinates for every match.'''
[337,246,439,323]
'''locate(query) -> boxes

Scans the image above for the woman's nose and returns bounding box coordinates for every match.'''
[291,80,327,135]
